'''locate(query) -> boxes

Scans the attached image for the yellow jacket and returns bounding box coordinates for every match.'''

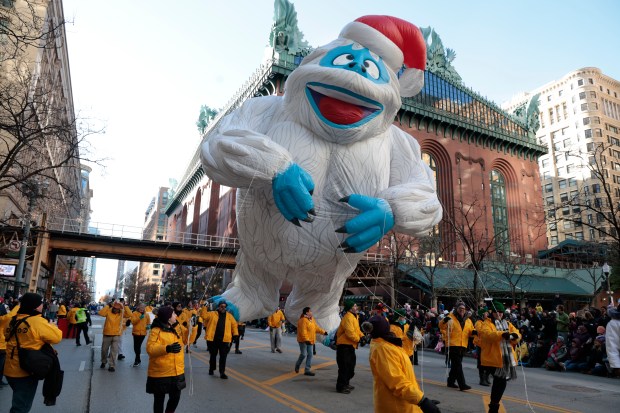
[67,307,78,324]
[336,312,364,348]
[478,319,520,368]
[198,306,210,322]
[57,305,67,317]
[473,318,487,347]
[268,309,285,328]
[4,313,62,378]
[0,305,19,351]
[369,337,425,413]
[296,316,326,344]
[146,319,188,378]
[439,312,475,348]
[203,311,238,343]
[99,306,124,336]
[390,323,413,356]
[131,310,151,336]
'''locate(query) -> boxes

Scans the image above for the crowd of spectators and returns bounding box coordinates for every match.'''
[386,299,620,379]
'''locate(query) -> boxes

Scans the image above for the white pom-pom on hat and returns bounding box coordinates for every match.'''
[339,15,426,97]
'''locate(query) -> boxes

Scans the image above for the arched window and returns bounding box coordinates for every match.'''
[422,152,440,237]
[490,170,510,254]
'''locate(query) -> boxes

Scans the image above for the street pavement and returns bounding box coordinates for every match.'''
[1,315,619,412]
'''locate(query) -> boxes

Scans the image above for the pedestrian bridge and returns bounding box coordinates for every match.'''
[42,219,239,267]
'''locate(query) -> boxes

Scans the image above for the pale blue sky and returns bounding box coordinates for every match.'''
[61,0,619,294]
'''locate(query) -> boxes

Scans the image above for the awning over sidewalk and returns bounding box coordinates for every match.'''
[398,264,594,297]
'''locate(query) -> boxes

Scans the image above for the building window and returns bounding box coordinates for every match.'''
[589,228,596,239]
[592,183,601,193]
[558,179,567,189]
[544,183,553,193]
[153,270,159,275]
[578,79,584,86]
[585,129,592,139]
[490,170,510,255]
[550,235,558,245]
[560,193,569,202]
[579,92,586,100]
[569,177,577,187]
[545,195,554,206]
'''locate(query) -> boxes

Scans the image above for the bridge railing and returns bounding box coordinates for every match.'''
[45,219,240,250]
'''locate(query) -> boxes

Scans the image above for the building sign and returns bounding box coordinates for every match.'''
[0,265,16,278]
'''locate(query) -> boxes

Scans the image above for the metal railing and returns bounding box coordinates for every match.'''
[45,219,240,250]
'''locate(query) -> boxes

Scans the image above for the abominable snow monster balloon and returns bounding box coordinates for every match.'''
[201,15,442,330]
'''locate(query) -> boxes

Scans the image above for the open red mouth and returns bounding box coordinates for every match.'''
[306,84,382,127]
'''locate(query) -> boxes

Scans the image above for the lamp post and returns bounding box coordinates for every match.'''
[13,178,48,297]
[603,262,613,305]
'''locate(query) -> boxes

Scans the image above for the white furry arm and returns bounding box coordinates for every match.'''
[378,127,443,236]
[200,97,293,188]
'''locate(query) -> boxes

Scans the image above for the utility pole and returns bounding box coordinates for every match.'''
[13,178,48,297]
[603,263,613,305]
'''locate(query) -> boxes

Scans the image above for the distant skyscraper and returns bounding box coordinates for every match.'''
[504,67,620,247]
[138,187,172,286]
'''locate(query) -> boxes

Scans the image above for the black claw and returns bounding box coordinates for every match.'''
[309,189,314,196]
[335,226,347,233]
[339,241,350,249]
[343,247,357,253]
[291,218,302,227]
[339,196,350,203]
[308,208,316,216]
[302,215,314,223]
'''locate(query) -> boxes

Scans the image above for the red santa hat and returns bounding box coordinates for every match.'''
[339,15,426,97]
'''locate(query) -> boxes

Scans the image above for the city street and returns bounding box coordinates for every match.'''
[1,315,618,413]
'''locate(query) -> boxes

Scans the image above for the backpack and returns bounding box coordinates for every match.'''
[7,316,56,380]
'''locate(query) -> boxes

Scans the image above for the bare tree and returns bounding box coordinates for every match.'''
[1,1,105,223]
[444,196,499,309]
[486,253,534,307]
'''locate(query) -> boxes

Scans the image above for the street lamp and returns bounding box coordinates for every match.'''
[13,178,48,297]
[603,263,613,304]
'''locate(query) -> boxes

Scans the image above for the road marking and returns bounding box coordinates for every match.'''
[79,361,86,371]
[192,352,325,413]
[423,379,581,413]
[482,395,506,413]
[236,344,270,350]
[261,360,337,386]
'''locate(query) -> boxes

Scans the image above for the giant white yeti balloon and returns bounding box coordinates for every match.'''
[201,15,442,330]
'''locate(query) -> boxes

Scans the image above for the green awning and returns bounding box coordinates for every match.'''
[398,264,594,297]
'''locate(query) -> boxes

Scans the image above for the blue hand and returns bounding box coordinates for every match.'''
[272,163,315,226]
[210,295,240,321]
[336,194,394,253]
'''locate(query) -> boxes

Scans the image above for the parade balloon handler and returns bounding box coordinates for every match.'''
[295,307,327,376]
[363,315,441,413]
[202,300,238,379]
[478,302,521,413]
[4,293,63,412]
[146,305,188,413]
[335,300,365,394]
[200,14,442,332]
[439,300,475,391]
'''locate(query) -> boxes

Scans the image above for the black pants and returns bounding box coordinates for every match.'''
[207,340,230,374]
[233,334,241,352]
[133,335,146,364]
[447,346,467,388]
[75,322,90,344]
[238,325,245,339]
[336,345,356,391]
[489,375,507,408]
[153,388,181,413]
[0,350,5,382]
[193,322,203,344]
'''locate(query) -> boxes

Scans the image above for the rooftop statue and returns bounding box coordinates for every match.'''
[511,93,541,134]
[196,105,219,136]
[269,0,309,55]
[420,26,462,85]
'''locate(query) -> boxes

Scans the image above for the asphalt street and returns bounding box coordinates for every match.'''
[1,315,618,412]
